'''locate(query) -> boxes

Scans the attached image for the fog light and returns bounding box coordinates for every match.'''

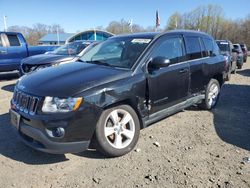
[46,127,65,138]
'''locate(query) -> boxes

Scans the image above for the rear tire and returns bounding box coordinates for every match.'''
[95,105,140,157]
[199,79,220,110]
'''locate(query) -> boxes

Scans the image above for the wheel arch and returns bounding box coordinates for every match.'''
[212,73,224,87]
[103,98,144,129]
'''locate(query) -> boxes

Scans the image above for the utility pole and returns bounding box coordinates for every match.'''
[94,28,96,40]
[3,15,7,31]
[129,19,133,33]
[175,17,178,29]
[56,26,60,45]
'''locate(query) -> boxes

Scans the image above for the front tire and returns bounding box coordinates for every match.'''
[95,105,140,157]
[199,79,220,110]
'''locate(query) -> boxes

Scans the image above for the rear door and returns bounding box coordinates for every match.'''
[146,35,190,114]
[184,36,206,94]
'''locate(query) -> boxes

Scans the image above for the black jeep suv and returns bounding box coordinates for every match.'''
[10,31,226,157]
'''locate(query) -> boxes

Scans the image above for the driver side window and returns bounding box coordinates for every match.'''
[151,36,185,64]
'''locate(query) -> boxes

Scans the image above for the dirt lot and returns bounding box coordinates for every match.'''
[0,60,250,188]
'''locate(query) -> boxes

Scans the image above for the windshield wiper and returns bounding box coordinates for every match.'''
[87,60,111,67]
[77,59,84,62]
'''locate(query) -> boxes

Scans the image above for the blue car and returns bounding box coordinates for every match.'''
[19,41,100,75]
[0,32,58,72]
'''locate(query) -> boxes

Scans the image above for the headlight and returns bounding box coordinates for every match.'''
[42,97,83,113]
[36,65,48,71]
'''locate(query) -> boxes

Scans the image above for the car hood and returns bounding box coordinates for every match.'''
[17,62,130,97]
[21,54,75,65]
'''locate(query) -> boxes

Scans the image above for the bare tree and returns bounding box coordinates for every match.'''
[8,23,65,45]
[165,4,250,47]
[106,19,144,34]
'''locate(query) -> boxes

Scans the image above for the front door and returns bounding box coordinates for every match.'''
[146,35,190,114]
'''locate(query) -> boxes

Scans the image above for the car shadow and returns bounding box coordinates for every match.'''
[0,113,69,164]
[1,83,15,93]
[75,149,107,159]
[0,71,19,81]
[212,83,250,151]
[237,69,250,77]
[0,112,106,163]
[188,84,250,151]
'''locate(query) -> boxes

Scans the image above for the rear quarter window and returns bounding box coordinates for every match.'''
[7,34,21,46]
[185,36,202,60]
[203,38,219,56]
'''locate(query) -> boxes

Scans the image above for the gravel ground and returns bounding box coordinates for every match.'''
[0,61,250,188]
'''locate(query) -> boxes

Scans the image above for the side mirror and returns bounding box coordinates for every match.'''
[149,56,170,69]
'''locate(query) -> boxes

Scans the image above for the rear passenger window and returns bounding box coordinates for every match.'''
[7,35,21,46]
[199,38,208,57]
[185,37,202,60]
[151,37,184,64]
[212,41,220,56]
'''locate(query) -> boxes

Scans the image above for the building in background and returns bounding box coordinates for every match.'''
[38,30,114,45]
[38,33,74,45]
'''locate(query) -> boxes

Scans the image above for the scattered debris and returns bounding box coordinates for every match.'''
[243,157,250,163]
[135,148,141,152]
[209,178,215,183]
[236,171,243,175]
[144,174,159,182]
[92,177,101,184]
[149,135,154,139]
[153,142,160,147]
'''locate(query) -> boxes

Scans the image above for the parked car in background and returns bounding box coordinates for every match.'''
[0,32,58,72]
[233,44,244,69]
[19,40,99,75]
[10,30,226,157]
[240,43,248,62]
[216,40,237,80]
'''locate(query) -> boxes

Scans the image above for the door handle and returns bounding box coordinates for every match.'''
[179,68,188,73]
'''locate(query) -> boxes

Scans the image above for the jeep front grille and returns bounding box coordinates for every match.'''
[12,89,39,115]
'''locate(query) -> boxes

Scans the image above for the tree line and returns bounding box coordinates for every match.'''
[8,23,65,45]
[165,5,250,47]
[8,4,250,48]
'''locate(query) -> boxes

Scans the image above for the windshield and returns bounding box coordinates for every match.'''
[80,37,152,69]
[240,45,246,52]
[216,42,229,52]
[234,44,243,52]
[51,42,89,56]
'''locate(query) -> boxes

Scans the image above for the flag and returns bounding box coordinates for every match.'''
[156,10,160,28]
